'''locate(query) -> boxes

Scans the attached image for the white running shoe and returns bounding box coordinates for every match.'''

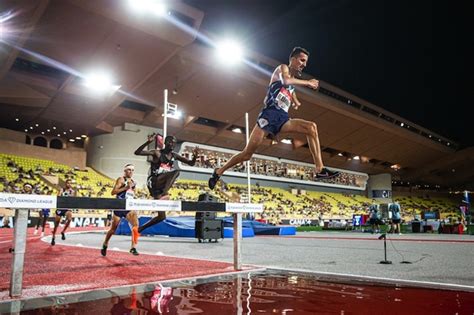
[41,232,45,237]
[34,229,38,235]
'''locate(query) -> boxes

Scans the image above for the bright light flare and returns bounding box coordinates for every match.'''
[162,110,182,120]
[0,10,16,41]
[216,40,243,65]
[128,0,167,16]
[83,72,120,93]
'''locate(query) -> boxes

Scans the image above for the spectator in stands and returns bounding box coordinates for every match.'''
[5,182,18,193]
[1,216,10,228]
[51,179,75,246]
[22,183,33,195]
[368,200,381,234]
[208,47,340,190]
[134,134,199,233]
[101,164,140,256]
[388,202,402,235]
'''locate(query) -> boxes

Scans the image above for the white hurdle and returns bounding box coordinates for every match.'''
[0,193,263,297]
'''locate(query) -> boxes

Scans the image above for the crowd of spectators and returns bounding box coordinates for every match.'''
[180,147,367,188]
[2,156,461,227]
[0,157,153,198]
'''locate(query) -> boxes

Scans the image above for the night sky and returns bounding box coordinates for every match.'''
[185,0,471,147]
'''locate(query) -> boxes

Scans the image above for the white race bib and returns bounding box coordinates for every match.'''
[125,189,135,199]
[157,163,172,174]
[275,87,292,112]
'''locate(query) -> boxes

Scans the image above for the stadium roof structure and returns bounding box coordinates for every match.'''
[0,1,472,189]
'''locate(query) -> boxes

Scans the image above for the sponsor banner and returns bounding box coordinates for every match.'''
[126,199,182,212]
[0,217,107,228]
[281,218,317,226]
[0,193,57,209]
[225,203,263,213]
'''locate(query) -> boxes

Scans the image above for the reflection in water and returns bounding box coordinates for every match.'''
[16,272,474,314]
[151,284,174,314]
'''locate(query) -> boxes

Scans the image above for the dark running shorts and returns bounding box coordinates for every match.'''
[147,170,180,199]
[257,107,289,136]
[391,218,401,224]
[113,210,130,218]
[369,218,381,225]
[55,209,70,217]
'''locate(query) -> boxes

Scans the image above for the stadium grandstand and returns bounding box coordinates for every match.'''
[0,1,472,313]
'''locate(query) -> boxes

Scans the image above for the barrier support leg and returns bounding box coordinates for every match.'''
[10,208,29,298]
[233,213,242,270]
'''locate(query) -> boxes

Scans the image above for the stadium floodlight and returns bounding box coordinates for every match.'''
[216,39,244,65]
[337,153,343,157]
[165,110,181,120]
[151,2,167,16]
[128,0,167,16]
[128,0,152,13]
[0,11,12,41]
[84,72,121,93]
[353,155,360,160]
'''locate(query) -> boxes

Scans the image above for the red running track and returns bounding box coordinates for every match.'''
[0,227,246,301]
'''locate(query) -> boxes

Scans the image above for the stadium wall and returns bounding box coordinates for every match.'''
[367,173,392,201]
[85,124,162,185]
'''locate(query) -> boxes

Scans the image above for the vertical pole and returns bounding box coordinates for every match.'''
[233,212,242,270]
[232,112,250,271]
[384,237,387,261]
[10,208,29,297]
[245,112,253,221]
[163,89,168,139]
[245,112,251,206]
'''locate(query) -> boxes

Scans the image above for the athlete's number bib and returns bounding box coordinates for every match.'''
[276,87,292,112]
[157,163,172,174]
[125,189,135,199]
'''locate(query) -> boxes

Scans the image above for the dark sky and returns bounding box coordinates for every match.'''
[185,0,472,147]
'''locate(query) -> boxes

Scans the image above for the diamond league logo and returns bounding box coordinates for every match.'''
[8,196,16,204]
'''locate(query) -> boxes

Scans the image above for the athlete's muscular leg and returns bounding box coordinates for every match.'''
[103,216,120,246]
[280,119,323,173]
[62,210,72,233]
[216,125,266,176]
[126,211,139,248]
